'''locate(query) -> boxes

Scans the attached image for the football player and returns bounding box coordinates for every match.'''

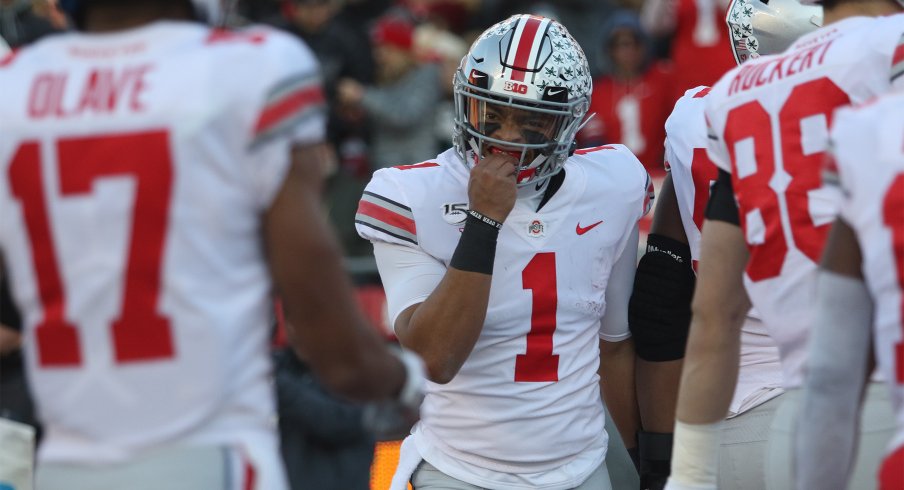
[664,0,904,488]
[795,93,904,490]
[355,14,653,490]
[628,1,818,488]
[0,0,425,488]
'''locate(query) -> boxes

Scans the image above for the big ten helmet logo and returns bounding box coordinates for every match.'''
[503,81,528,94]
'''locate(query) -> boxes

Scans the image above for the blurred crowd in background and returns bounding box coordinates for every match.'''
[1,0,738,258]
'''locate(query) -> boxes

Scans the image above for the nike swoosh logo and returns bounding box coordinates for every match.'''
[548,88,566,96]
[576,220,603,235]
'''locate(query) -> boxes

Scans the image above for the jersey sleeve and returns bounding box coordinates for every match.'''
[355,168,419,248]
[599,222,638,342]
[703,95,732,173]
[372,242,445,329]
[880,17,904,90]
[607,144,655,220]
[583,144,654,220]
[828,104,871,224]
[642,169,655,218]
[243,28,327,210]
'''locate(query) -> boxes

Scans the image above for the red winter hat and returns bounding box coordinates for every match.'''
[371,16,415,51]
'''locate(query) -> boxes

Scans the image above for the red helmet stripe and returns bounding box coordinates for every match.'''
[509,16,544,82]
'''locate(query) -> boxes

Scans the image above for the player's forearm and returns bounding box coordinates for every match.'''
[676,220,749,424]
[402,270,492,383]
[281,245,407,400]
[600,339,641,448]
[667,312,740,490]
[636,358,682,432]
[674,311,741,424]
[267,166,407,401]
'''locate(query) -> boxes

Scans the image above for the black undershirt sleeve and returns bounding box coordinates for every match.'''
[705,169,741,226]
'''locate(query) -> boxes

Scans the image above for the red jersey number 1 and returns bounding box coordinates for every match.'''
[515,252,559,382]
[8,130,175,367]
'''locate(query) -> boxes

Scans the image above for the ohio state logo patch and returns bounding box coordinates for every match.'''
[527,219,545,237]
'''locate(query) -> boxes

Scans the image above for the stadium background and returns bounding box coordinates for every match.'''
[0,0,737,488]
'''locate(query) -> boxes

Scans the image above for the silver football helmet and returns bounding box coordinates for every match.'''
[726,0,823,64]
[452,14,592,186]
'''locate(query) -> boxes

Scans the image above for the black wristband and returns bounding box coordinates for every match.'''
[645,233,692,265]
[467,209,503,230]
[449,214,500,274]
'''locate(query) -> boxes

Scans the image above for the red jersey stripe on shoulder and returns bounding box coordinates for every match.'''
[891,34,904,82]
[393,162,439,170]
[574,145,615,155]
[205,29,267,45]
[356,201,417,235]
[894,34,904,64]
[254,85,325,135]
[0,48,21,68]
[693,87,712,98]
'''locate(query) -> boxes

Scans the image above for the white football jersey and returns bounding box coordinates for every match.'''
[665,86,716,263]
[829,93,904,453]
[0,22,325,465]
[666,86,782,415]
[356,146,651,487]
[704,14,904,387]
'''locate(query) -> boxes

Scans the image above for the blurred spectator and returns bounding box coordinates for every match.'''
[403,0,477,34]
[237,0,283,23]
[334,0,393,34]
[641,0,734,103]
[0,0,64,48]
[466,0,616,75]
[336,14,440,170]
[285,0,374,96]
[282,0,377,256]
[273,346,375,490]
[414,23,467,153]
[578,11,673,175]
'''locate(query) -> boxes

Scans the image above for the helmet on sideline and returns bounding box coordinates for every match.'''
[452,14,591,187]
[61,0,228,27]
[726,0,822,64]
